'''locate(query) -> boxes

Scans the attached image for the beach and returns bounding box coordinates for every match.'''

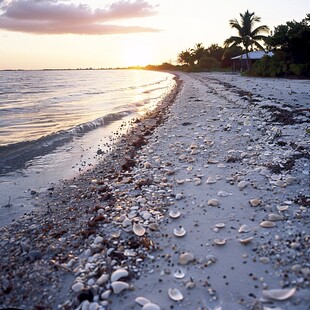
[0,72,309,310]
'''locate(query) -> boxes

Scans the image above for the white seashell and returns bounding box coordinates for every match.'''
[237,180,249,189]
[122,217,132,228]
[217,163,226,168]
[208,199,220,207]
[176,179,185,184]
[238,224,251,233]
[148,223,160,231]
[111,281,129,294]
[249,198,261,207]
[179,154,187,161]
[168,288,183,301]
[263,287,296,301]
[267,213,283,221]
[206,177,217,184]
[111,269,128,282]
[175,193,184,200]
[173,268,186,279]
[142,303,161,310]
[214,222,225,228]
[135,296,152,306]
[190,143,198,149]
[133,223,146,236]
[100,289,111,300]
[260,221,276,228]
[277,205,289,212]
[217,191,230,197]
[205,254,217,265]
[169,210,181,218]
[193,178,202,186]
[214,238,226,245]
[185,279,196,289]
[239,236,254,244]
[179,252,194,265]
[173,226,186,237]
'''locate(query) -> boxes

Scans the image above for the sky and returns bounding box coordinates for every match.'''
[0,0,309,70]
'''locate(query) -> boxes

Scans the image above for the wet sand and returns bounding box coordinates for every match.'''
[0,73,309,310]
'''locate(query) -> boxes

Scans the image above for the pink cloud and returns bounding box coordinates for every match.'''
[0,0,160,34]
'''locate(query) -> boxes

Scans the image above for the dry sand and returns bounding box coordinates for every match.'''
[0,72,309,310]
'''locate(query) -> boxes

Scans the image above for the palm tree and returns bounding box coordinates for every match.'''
[191,43,206,65]
[177,49,194,66]
[224,10,269,70]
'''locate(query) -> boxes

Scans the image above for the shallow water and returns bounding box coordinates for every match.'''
[0,69,175,227]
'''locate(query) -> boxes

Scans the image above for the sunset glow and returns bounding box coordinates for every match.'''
[0,0,309,69]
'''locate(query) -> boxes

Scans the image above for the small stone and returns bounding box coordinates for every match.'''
[28,250,42,261]
[249,198,261,207]
[208,199,220,207]
[72,282,84,293]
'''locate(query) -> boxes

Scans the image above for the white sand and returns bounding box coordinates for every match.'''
[110,72,310,309]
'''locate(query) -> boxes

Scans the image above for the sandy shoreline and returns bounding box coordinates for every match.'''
[0,73,309,310]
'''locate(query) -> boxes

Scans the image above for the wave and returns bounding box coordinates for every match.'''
[0,110,133,175]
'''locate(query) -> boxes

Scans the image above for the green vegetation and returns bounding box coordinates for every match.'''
[144,12,310,78]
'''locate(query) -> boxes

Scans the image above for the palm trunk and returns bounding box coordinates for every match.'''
[245,47,251,71]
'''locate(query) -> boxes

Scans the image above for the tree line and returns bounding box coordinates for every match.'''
[146,11,310,78]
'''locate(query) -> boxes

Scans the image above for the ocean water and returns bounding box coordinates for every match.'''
[0,69,175,227]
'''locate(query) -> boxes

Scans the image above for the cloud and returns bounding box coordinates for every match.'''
[0,0,160,34]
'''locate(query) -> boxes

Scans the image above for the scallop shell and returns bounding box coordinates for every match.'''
[133,223,146,236]
[142,303,161,310]
[179,252,194,265]
[238,224,251,233]
[135,296,152,306]
[263,287,296,301]
[208,199,220,207]
[239,236,254,244]
[169,210,181,219]
[214,222,225,228]
[260,221,276,228]
[111,281,129,294]
[173,226,187,237]
[111,269,128,282]
[173,268,186,279]
[168,288,183,301]
[214,238,226,245]
[249,198,261,207]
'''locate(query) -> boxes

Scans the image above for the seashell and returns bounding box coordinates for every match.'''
[239,236,254,244]
[238,224,251,233]
[267,213,283,221]
[190,143,198,149]
[214,238,226,245]
[173,268,186,279]
[214,222,225,228]
[175,193,184,200]
[217,191,230,197]
[135,296,152,306]
[148,223,160,231]
[133,223,146,236]
[111,269,128,282]
[185,278,196,289]
[208,199,220,207]
[249,198,261,207]
[176,179,185,184]
[122,217,132,228]
[237,180,249,189]
[173,226,187,237]
[169,210,181,219]
[206,177,217,184]
[217,163,226,168]
[142,303,161,310]
[208,159,218,164]
[111,281,129,294]
[205,254,217,265]
[168,288,183,301]
[193,178,202,186]
[277,205,289,212]
[263,287,296,301]
[179,154,187,161]
[260,221,276,228]
[111,230,121,239]
[179,252,194,265]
